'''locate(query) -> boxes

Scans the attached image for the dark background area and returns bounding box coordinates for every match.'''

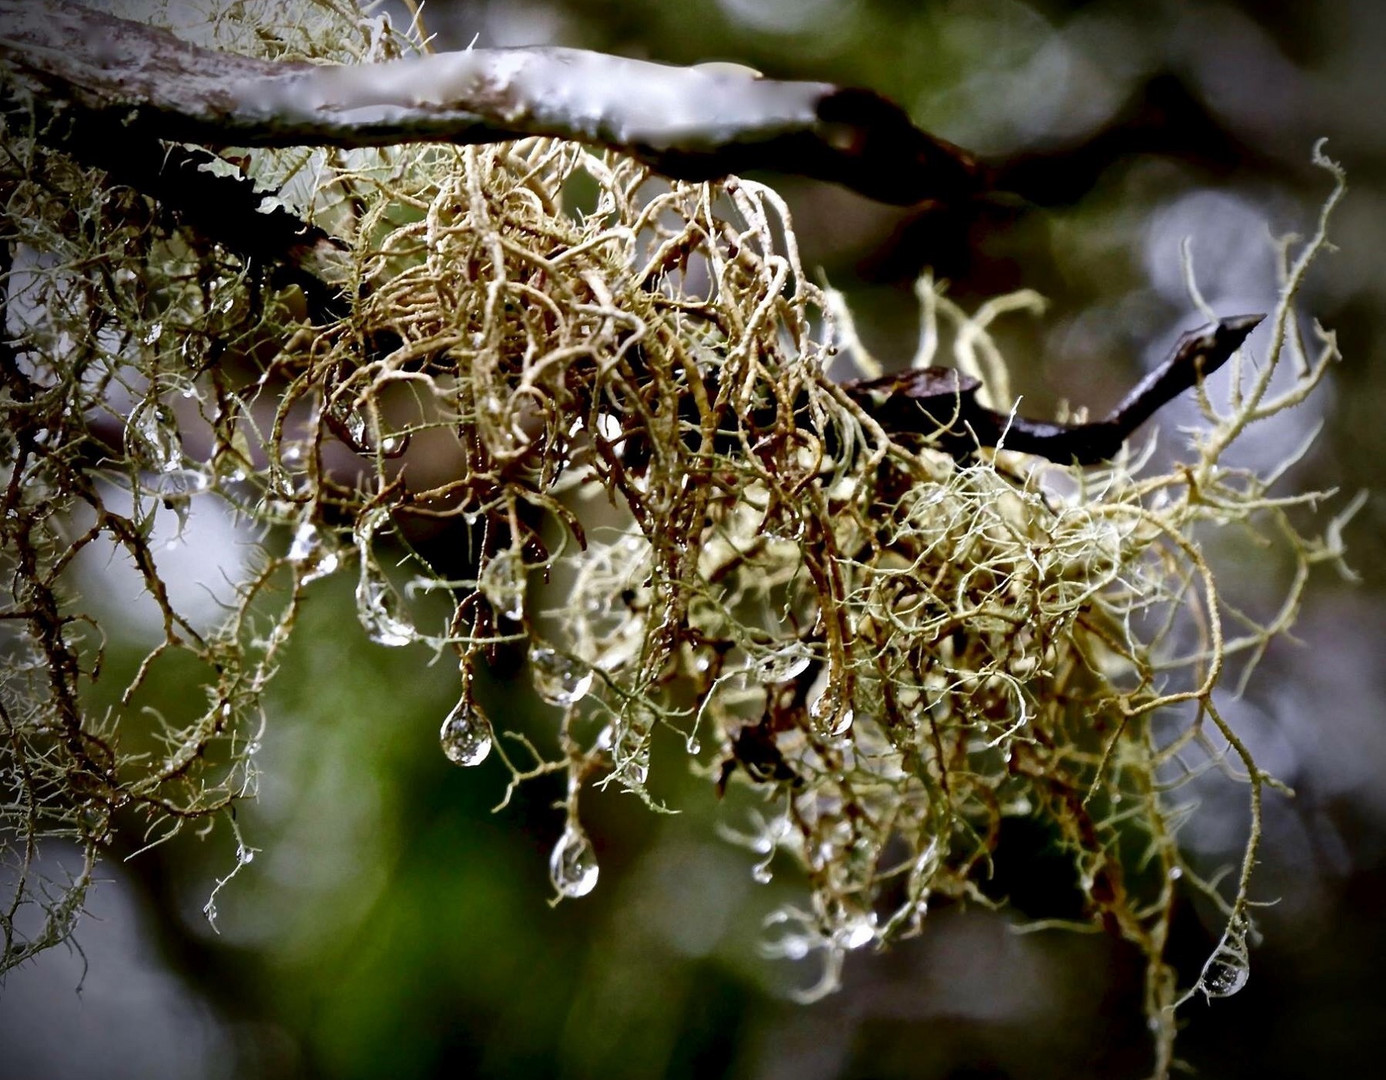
[4,1,1386,1077]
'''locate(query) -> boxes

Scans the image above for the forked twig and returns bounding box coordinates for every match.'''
[841,315,1265,464]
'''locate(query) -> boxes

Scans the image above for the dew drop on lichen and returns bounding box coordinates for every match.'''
[356,568,414,647]
[1199,918,1251,998]
[530,646,593,706]
[549,824,599,898]
[288,522,339,584]
[809,686,854,736]
[611,727,650,787]
[835,911,877,950]
[439,696,493,766]
[1200,955,1249,997]
[480,548,526,621]
[341,405,367,447]
[127,399,182,473]
[752,642,812,684]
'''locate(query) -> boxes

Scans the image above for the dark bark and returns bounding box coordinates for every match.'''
[839,315,1264,465]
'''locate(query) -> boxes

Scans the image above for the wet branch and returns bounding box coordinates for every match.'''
[840,315,1265,465]
[0,0,983,206]
[0,0,1260,466]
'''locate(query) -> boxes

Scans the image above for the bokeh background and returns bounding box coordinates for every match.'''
[5,1,1386,1077]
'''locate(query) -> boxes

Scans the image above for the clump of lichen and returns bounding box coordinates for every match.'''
[0,1,1355,1073]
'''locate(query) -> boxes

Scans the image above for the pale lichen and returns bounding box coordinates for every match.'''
[0,2,1354,1074]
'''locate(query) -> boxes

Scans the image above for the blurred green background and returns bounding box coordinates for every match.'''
[5,1,1386,1077]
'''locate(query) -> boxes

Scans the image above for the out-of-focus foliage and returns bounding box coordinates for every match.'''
[2,2,1381,1079]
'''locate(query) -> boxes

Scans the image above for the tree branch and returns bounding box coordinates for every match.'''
[0,0,1259,466]
[840,315,1265,465]
[0,0,984,206]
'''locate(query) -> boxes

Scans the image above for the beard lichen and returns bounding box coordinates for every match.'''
[0,1,1357,1072]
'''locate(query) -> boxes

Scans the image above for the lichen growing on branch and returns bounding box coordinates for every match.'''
[0,1,1356,1073]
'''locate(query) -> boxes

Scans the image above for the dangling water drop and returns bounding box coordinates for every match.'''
[288,522,340,584]
[612,727,650,787]
[530,646,593,706]
[1199,917,1251,998]
[127,399,182,473]
[1200,954,1249,997]
[549,825,599,898]
[356,567,414,647]
[148,466,208,504]
[810,686,854,736]
[835,911,878,950]
[480,548,526,621]
[752,642,812,684]
[342,406,367,448]
[181,334,208,368]
[439,695,493,766]
[621,746,650,787]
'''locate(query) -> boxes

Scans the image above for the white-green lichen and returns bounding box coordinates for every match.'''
[0,2,1356,1074]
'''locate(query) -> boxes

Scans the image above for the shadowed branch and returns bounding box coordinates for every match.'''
[840,314,1265,464]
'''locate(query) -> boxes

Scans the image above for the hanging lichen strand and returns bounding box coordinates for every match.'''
[0,1,1356,1073]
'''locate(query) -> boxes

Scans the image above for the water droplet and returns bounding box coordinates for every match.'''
[765,513,805,542]
[142,321,163,345]
[835,912,877,950]
[770,932,809,960]
[147,467,208,500]
[596,412,622,442]
[1199,918,1250,998]
[127,399,182,473]
[809,687,854,736]
[530,646,593,706]
[1200,954,1249,998]
[288,522,340,584]
[343,407,367,447]
[439,696,493,766]
[752,642,812,684]
[608,727,650,787]
[480,548,526,621]
[356,569,414,647]
[549,825,599,898]
[180,335,208,368]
